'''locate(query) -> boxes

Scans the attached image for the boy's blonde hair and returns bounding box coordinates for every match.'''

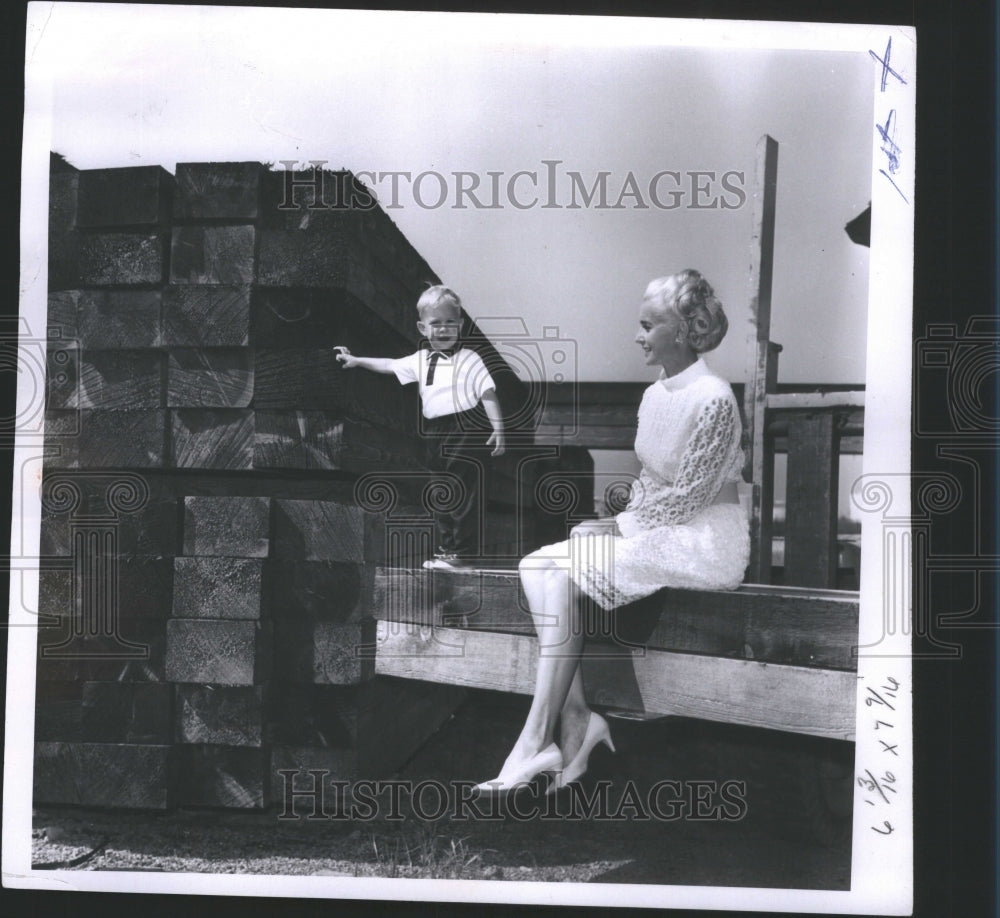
[416,285,462,319]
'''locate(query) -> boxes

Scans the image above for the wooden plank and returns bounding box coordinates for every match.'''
[373,568,859,670]
[35,621,167,683]
[767,391,865,410]
[172,557,264,620]
[273,498,372,563]
[33,742,173,809]
[166,348,253,408]
[265,561,373,623]
[165,620,272,685]
[129,684,175,744]
[162,285,251,347]
[784,413,838,588]
[249,286,411,350]
[34,700,82,743]
[538,403,639,429]
[182,495,271,558]
[173,745,268,808]
[256,224,391,326]
[78,233,166,286]
[275,618,376,685]
[170,225,256,285]
[74,409,168,469]
[46,346,79,410]
[81,682,172,744]
[76,165,172,228]
[743,134,780,584]
[375,623,856,740]
[77,289,162,348]
[533,425,637,450]
[374,567,534,632]
[79,350,165,408]
[174,162,264,220]
[253,348,412,432]
[48,172,81,291]
[253,413,424,473]
[116,558,175,618]
[41,555,192,626]
[175,684,266,746]
[171,408,254,469]
[46,290,82,347]
[39,473,180,559]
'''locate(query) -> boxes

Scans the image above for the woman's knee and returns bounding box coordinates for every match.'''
[519,551,556,580]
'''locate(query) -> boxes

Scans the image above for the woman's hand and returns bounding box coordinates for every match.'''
[569,518,621,538]
[486,429,506,456]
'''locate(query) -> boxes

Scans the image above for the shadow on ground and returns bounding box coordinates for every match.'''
[32,690,852,888]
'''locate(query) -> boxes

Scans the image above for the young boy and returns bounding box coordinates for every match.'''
[334,285,505,570]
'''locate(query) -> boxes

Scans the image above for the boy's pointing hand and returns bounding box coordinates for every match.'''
[334,346,358,368]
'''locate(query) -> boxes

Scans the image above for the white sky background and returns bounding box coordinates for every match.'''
[28,4,874,386]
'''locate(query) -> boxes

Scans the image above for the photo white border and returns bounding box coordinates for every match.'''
[5,6,915,913]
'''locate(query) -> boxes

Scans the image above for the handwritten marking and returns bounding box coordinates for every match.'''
[862,674,904,836]
[865,686,896,710]
[879,169,909,204]
[858,768,896,804]
[877,111,901,172]
[869,37,906,92]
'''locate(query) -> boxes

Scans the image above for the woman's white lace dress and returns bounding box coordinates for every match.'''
[527,358,750,610]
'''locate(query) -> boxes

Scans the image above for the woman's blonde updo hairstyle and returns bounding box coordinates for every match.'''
[646,269,728,354]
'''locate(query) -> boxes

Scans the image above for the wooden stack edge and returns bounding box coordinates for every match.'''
[33,677,467,810]
[374,621,857,742]
[373,569,861,670]
[372,567,860,742]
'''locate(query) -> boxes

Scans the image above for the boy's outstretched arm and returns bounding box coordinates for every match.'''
[481,389,505,456]
[333,346,395,373]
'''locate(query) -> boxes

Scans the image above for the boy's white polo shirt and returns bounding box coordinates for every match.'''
[391,347,496,419]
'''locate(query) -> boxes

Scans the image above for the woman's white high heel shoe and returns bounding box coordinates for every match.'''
[550,712,615,791]
[473,743,564,795]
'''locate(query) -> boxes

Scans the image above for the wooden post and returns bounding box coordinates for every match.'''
[743,135,781,583]
[784,412,839,587]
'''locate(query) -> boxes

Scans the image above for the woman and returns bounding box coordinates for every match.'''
[475,269,749,793]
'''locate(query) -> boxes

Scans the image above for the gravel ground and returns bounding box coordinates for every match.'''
[31,692,853,888]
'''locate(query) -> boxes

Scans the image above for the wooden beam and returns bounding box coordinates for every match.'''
[766,391,866,410]
[784,413,839,588]
[743,136,780,584]
[374,568,859,670]
[375,622,856,741]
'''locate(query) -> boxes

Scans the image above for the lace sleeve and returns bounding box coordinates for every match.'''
[628,394,739,527]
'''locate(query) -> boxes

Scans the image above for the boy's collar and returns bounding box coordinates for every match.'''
[425,343,460,357]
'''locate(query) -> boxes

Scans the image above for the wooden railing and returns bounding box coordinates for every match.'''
[534,380,864,590]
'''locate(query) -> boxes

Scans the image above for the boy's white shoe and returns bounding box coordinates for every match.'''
[422,553,475,571]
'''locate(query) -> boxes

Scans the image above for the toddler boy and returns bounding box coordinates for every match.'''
[335,285,505,570]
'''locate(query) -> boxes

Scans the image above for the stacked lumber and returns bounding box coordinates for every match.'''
[165,496,271,807]
[34,470,178,809]
[35,158,557,808]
